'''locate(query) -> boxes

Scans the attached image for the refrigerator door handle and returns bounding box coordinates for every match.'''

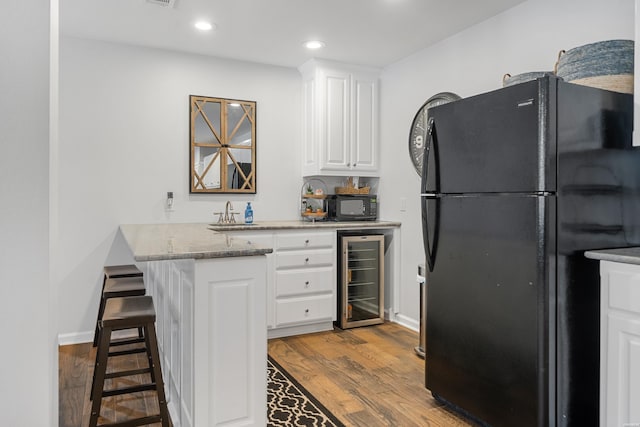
[420,117,436,194]
[421,196,439,271]
[421,117,439,271]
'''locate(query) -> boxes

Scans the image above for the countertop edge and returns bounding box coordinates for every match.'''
[133,248,273,262]
[585,247,640,265]
[207,220,401,231]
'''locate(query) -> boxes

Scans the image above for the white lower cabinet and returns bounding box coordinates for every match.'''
[225,232,276,328]
[141,255,267,427]
[271,230,336,338]
[599,261,640,427]
[227,229,337,338]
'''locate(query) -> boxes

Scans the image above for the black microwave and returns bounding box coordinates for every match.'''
[327,195,378,221]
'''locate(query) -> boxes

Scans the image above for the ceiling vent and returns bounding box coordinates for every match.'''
[146,0,176,7]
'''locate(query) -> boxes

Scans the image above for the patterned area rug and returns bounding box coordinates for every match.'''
[268,356,345,427]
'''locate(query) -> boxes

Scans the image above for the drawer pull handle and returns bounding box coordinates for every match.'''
[305,257,309,263]
[305,239,310,245]
[305,309,310,314]
[305,281,310,288]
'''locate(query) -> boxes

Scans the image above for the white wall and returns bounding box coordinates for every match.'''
[58,0,636,341]
[58,37,303,340]
[378,0,636,328]
[0,0,54,425]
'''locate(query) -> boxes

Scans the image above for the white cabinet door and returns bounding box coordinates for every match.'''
[299,59,380,177]
[351,74,378,173]
[604,314,640,427]
[225,231,276,329]
[321,67,351,171]
[599,261,640,427]
[192,256,267,427]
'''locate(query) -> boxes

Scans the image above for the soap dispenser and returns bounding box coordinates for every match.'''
[244,202,253,224]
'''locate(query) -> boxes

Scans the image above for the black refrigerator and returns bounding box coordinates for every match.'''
[420,76,640,426]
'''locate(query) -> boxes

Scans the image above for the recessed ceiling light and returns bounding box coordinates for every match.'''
[195,21,215,31]
[303,40,326,50]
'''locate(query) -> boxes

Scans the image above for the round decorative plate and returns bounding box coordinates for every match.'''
[408,92,461,176]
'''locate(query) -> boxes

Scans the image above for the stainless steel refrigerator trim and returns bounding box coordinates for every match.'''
[339,234,385,329]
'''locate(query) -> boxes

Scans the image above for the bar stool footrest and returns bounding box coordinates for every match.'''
[108,337,146,347]
[102,383,159,397]
[105,367,151,380]
[108,347,147,357]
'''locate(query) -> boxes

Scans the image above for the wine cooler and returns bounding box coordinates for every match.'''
[337,233,384,329]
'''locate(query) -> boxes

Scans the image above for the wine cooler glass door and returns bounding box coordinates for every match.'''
[340,234,384,329]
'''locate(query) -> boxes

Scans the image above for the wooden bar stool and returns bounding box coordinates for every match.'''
[93,272,145,347]
[89,295,169,427]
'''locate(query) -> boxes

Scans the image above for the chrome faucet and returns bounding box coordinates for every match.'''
[224,201,235,223]
[214,201,237,224]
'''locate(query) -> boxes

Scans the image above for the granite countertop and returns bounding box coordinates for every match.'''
[120,223,274,262]
[584,247,640,265]
[207,219,401,231]
[121,220,401,262]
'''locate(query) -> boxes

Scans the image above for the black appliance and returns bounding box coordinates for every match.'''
[421,76,640,426]
[327,194,378,221]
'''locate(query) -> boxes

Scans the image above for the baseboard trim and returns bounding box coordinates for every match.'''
[267,321,335,339]
[58,330,139,346]
[58,331,92,346]
[393,314,419,332]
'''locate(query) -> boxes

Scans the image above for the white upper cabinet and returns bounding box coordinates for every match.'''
[299,59,380,177]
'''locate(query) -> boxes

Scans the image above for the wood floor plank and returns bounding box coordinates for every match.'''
[59,341,165,427]
[268,322,474,427]
[61,322,472,427]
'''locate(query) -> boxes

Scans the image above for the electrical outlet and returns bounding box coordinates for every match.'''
[166,191,174,210]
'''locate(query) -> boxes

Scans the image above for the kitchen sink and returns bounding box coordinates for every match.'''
[208,223,257,229]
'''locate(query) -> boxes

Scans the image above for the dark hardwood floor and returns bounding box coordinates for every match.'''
[59,342,165,427]
[269,322,473,426]
[59,323,471,426]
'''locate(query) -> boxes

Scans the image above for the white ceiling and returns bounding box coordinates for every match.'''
[60,0,527,69]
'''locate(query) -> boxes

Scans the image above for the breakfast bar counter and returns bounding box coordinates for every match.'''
[120,223,272,427]
[120,222,273,261]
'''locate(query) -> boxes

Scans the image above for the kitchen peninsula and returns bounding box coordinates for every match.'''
[120,223,273,427]
[120,220,400,427]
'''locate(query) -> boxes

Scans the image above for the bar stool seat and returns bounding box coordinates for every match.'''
[103,277,146,298]
[93,274,146,347]
[103,264,143,280]
[90,295,169,427]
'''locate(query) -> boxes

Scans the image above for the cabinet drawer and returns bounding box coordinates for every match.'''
[276,268,334,297]
[276,232,334,250]
[275,294,333,326]
[275,249,334,269]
